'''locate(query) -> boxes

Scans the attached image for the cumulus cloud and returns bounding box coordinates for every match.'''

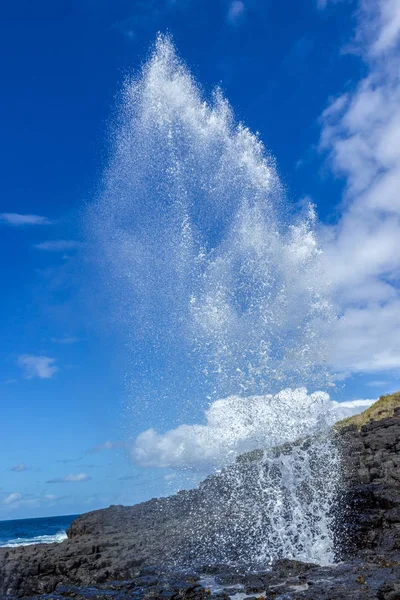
[330,302,400,374]
[46,473,90,483]
[317,0,400,374]
[18,355,58,379]
[132,389,375,471]
[9,463,29,472]
[0,213,52,226]
[34,240,82,252]
[3,493,23,505]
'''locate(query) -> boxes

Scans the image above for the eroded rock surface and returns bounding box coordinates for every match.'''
[2,396,400,599]
[339,407,400,556]
[4,558,400,600]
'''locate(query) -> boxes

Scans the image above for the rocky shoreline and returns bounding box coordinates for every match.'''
[2,393,400,600]
[4,557,400,600]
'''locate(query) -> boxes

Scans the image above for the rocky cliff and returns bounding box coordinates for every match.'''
[338,394,400,556]
[2,393,400,599]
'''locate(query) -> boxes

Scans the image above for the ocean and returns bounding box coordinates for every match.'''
[0,514,79,548]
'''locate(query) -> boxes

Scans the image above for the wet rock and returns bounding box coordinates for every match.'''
[378,583,400,600]
[338,411,400,557]
[214,574,244,586]
[221,588,244,595]
[2,405,400,598]
[242,576,265,594]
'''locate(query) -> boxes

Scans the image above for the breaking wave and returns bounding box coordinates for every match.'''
[0,531,67,548]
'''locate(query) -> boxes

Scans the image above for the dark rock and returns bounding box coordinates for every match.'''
[3,401,400,598]
[243,576,265,594]
[337,411,400,557]
[378,583,400,600]
[221,588,244,595]
[214,574,244,586]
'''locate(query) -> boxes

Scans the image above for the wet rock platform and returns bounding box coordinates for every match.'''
[6,557,400,600]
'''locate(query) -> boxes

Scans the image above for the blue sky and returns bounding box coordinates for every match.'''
[1,0,400,519]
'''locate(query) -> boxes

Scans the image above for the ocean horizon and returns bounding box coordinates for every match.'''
[0,514,79,548]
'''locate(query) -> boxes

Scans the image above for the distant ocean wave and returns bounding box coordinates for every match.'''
[0,530,67,548]
[0,514,78,549]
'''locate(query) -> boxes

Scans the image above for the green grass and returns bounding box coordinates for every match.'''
[334,391,400,430]
[234,391,400,466]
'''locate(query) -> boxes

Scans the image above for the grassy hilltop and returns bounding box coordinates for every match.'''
[335,391,400,430]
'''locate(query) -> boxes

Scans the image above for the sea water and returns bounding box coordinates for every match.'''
[0,514,78,548]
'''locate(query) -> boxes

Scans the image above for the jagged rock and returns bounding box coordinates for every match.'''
[337,395,400,556]
[2,393,400,598]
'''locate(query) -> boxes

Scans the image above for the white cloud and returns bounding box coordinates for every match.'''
[84,496,97,504]
[330,301,400,374]
[359,0,400,57]
[4,493,22,506]
[64,473,90,482]
[9,463,29,472]
[18,355,58,379]
[0,213,52,226]
[318,0,400,374]
[132,389,375,471]
[34,240,82,251]
[47,473,90,483]
[227,0,245,24]
[2,493,41,511]
[331,398,376,413]
[367,380,390,387]
[88,441,122,454]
